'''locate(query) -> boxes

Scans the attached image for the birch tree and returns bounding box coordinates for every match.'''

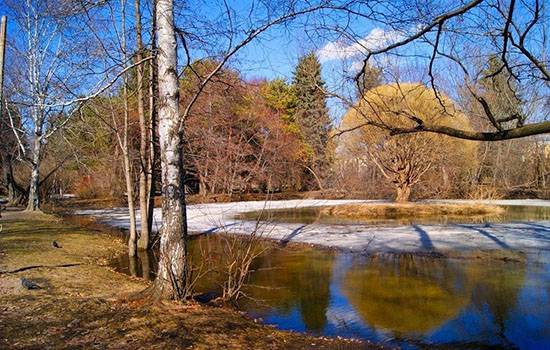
[15,0,98,211]
[4,0,149,211]
[151,0,340,299]
[154,0,189,298]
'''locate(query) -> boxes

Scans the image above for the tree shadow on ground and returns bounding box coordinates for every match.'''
[455,224,511,249]
[412,225,435,250]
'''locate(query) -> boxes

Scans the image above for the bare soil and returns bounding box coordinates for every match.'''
[0,210,380,349]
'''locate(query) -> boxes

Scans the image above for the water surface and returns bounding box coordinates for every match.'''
[112,241,549,349]
[110,204,550,349]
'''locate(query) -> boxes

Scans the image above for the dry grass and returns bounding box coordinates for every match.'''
[0,210,376,349]
[321,203,505,220]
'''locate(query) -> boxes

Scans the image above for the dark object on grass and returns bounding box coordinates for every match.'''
[21,278,41,290]
[67,319,80,328]
[52,241,62,248]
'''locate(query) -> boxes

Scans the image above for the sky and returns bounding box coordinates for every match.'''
[5,0,543,124]
[0,0,398,123]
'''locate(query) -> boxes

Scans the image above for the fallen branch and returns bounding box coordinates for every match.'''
[0,263,83,275]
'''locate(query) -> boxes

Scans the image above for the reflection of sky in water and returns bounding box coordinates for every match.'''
[110,226,550,349]
[427,260,549,349]
[244,252,550,349]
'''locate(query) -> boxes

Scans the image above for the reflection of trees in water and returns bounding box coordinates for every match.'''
[466,261,526,341]
[244,248,335,333]
[115,250,156,281]
[110,235,529,344]
[342,254,470,335]
[341,254,527,338]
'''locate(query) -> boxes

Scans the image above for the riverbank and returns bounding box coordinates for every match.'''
[0,210,377,349]
[76,199,550,255]
[320,202,504,219]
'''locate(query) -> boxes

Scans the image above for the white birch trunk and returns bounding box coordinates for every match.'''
[26,136,42,211]
[154,0,189,299]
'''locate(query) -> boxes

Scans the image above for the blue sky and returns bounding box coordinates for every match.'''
[5,0,524,123]
[0,0,363,119]
[0,0,425,122]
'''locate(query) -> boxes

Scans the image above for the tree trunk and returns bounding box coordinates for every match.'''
[123,150,138,256]
[26,137,41,211]
[199,175,207,196]
[305,165,324,191]
[153,0,189,300]
[135,0,151,251]
[141,250,151,280]
[1,154,26,205]
[395,183,411,203]
[146,0,158,248]
[0,16,6,119]
[121,0,138,256]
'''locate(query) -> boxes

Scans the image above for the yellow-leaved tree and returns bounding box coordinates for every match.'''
[339,83,477,202]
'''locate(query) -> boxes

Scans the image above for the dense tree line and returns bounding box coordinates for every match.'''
[1,54,335,202]
[2,55,549,204]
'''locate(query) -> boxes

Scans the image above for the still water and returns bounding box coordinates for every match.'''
[111,205,550,349]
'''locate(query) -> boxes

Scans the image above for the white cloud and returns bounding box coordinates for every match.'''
[317,27,404,63]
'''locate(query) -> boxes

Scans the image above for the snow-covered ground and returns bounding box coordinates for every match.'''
[75,199,550,253]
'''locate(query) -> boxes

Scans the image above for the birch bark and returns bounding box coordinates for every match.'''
[154,0,189,299]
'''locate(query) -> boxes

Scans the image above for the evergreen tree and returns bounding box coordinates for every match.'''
[480,55,525,128]
[292,53,332,189]
[261,78,297,124]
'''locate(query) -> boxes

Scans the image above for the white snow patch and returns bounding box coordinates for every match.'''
[75,199,550,253]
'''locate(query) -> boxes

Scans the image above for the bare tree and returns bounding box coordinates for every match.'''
[0,16,6,118]
[151,0,347,299]
[340,83,476,202]
[119,0,138,256]
[134,0,152,250]
[0,17,26,205]
[319,0,549,141]
[147,1,159,248]
[3,0,152,211]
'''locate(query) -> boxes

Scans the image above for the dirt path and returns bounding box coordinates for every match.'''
[0,210,377,349]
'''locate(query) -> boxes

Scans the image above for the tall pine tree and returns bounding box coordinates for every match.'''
[480,55,525,128]
[293,53,331,190]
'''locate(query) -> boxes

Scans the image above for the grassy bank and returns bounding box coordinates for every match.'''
[321,203,504,221]
[0,210,377,349]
